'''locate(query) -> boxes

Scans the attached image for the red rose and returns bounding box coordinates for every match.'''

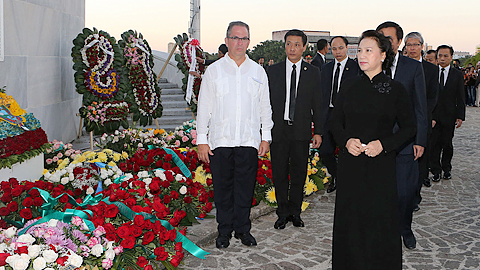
[142,231,155,245]
[168,229,177,241]
[154,247,169,261]
[136,256,148,268]
[257,176,266,185]
[133,215,145,227]
[11,186,24,197]
[131,205,143,213]
[170,191,179,200]
[33,197,44,207]
[116,225,131,238]
[0,252,9,266]
[206,178,213,186]
[105,232,119,242]
[105,204,119,218]
[19,208,32,219]
[199,212,206,218]
[29,189,40,198]
[120,236,136,249]
[183,196,192,204]
[162,195,171,204]
[59,194,69,204]
[7,201,18,212]
[22,197,33,208]
[161,181,170,189]
[131,225,143,237]
[0,193,12,203]
[144,265,153,270]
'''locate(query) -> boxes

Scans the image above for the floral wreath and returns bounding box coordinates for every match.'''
[119,30,163,126]
[174,33,205,113]
[78,101,130,134]
[72,28,129,134]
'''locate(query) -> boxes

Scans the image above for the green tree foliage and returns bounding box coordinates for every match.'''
[247,40,316,65]
[460,52,480,67]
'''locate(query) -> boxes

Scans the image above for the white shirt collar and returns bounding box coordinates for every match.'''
[287,57,302,67]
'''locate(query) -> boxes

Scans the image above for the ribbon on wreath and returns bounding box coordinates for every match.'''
[185,39,199,104]
[147,146,192,178]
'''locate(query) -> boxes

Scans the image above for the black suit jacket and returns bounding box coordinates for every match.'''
[393,54,428,154]
[421,60,440,131]
[267,61,323,141]
[311,53,325,71]
[432,66,466,124]
[320,58,360,129]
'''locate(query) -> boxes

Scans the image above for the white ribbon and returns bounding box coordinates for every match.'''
[83,38,114,56]
[135,40,150,56]
[185,41,197,103]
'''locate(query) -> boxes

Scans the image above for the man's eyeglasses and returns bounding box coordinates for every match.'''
[406,43,422,47]
[227,36,250,42]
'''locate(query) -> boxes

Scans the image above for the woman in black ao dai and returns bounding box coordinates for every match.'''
[331,30,416,270]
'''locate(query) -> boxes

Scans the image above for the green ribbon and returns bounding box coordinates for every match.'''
[102,197,209,259]
[146,146,192,178]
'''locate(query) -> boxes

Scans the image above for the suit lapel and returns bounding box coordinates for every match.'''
[444,67,454,89]
[297,61,308,96]
[394,55,404,80]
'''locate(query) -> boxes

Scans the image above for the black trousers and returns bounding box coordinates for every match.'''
[430,121,455,175]
[415,130,432,206]
[320,108,338,179]
[271,125,310,218]
[396,153,418,238]
[210,147,258,235]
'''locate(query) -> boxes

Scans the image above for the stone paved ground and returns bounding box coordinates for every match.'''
[180,107,480,270]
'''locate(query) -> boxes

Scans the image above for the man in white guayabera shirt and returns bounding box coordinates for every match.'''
[196,21,273,249]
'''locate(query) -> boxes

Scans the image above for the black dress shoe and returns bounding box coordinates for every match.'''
[443,171,452,180]
[432,174,441,182]
[274,217,288,229]
[234,232,257,246]
[403,235,416,250]
[326,179,336,193]
[291,215,305,227]
[216,233,231,249]
[423,178,432,187]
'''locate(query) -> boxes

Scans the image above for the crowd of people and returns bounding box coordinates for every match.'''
[194,20,468,269]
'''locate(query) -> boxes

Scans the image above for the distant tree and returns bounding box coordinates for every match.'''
[460,52,480,67]
[248,40,317,64]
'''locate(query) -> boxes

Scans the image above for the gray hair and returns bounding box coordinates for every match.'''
[405,32,424,45]
[226,21,250,38]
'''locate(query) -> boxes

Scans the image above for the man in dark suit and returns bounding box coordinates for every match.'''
[430,45,466,182]
[311,39,329,71]
[319,36,360,193]
[404,32,439,209]
[377,21,428,250]
[267,29,323,230]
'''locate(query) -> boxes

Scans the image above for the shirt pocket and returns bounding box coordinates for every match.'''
[214,77,229,97]
[247,77,262,98]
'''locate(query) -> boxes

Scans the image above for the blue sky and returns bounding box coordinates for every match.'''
[86,0,480,54]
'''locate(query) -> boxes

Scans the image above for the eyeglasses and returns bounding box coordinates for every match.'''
[227,36,250,42]
[406,43,422,47]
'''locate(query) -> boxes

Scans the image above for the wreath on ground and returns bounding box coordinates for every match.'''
[174,33,205,113]
[71,27,129,134]
[119,30,163,126]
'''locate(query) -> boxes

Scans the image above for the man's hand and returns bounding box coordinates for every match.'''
[432,120,436,128]
[189,71,201,78]
[346,138,363,156]
[198,144,213,163]
[196,56,205,64]
[364,140,383,157]
[312,134,322,148]
[258,141,270,156]
[455,119,463,128]
[413,145,424,160]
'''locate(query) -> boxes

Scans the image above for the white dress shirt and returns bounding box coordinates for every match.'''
[196,53,273,150]
[439,64,450,86]
[330,57,349,107]
[284,58,302,120]
[390,52,400,79]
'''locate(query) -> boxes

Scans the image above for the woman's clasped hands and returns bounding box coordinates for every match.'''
[346,138,383,157]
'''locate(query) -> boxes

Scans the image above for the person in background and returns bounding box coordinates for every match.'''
[305,54,313,64]
[424,49,438,65]
[196,44,228,66]
[311,39,329,71]
[430,45,465,183]
[196,21,273,249]
[475,61,480,107]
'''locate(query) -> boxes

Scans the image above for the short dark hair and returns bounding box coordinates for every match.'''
[218,44,228,55]
[437,45,454,56]
[359,30,395,70]
[284,29,307,46]
[258,56,265,60]
[376,21,404,42]
[317,39,328,51]
[426,49,437,59]
[330,36,349,46]
[226,21,250,38]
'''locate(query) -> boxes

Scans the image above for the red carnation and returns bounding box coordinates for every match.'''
[19,208,32,219]
[0,252,9,266]
[56,256,68,266]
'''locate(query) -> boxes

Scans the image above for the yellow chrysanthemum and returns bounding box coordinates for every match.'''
[312,160,317,166]
[301,201,310,212]
[304,177,318,196]
[103,149,113,155]
[314,156,320,161]
[57,158,70,170]
[113,153,121,162]
[193,166,207,185]
[321,167,328,174]
[97,152,108,162]
[323,177,330,184]
[122,151,129,159]
[84,151,96,160]
[262,165,268,171]
[265,187,276,203]
[43,169,48,175]
[312,168,318,174]
[108,161,116,168]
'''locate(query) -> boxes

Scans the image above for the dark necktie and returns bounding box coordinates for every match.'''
[439,68,445,91]
[331,63,341,106]
[289,64,297,121]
